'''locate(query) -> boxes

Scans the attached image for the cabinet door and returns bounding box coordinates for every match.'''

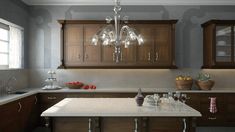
[84,24,102,63]
[64,24,83,66]
[215,25,233,64]
[39,93,66,112]
[154,25,172,66]
[225,94,235,125]
[136,24,155,64]
[101,118,135,132]
[20,95,39,132]
[102,45,115,63]
[148,118,183,132]
[121,45,136,63]
[0,101,21,132]
[197,94,225,126]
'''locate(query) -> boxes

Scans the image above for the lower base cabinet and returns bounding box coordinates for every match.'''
[0,92,235,132]
[51,117,193,132]
[0,95,39,132]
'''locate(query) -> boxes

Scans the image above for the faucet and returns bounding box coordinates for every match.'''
[5,76,17,94]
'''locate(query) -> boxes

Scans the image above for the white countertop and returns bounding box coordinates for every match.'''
[1,87,235,106]
[41,98,201,117]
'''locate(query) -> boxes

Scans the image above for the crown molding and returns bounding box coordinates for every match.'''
[21,0,235,6]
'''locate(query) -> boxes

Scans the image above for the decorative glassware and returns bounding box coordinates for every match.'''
[135,88,144,106]
[91,0,144,63]
[43,70,61,90]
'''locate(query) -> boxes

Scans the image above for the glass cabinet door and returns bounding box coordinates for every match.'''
[215,26,232,62]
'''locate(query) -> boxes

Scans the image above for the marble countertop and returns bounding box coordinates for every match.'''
[1,87,235,106]
[41,98,201,117]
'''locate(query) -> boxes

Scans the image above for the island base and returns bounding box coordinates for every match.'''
[46,117,196,132]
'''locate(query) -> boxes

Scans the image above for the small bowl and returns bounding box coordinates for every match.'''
[175,80,193,90]
[65,83,84,89]
[196,80,215,90]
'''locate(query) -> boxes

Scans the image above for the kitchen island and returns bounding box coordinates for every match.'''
[41,98,201,132]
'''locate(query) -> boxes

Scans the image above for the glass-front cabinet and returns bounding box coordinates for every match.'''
[202,20,235,68]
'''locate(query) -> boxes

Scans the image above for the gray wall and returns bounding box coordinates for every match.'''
[28,5,235,89]
[0,0,29,91]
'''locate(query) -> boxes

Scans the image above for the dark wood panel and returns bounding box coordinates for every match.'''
[59,20,177,68]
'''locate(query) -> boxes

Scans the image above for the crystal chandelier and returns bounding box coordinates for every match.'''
[91,0,144,63]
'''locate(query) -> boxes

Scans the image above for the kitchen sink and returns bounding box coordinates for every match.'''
[9,91,28,94]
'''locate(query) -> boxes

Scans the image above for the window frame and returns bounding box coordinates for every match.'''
[0,18,24,70]
[0,25,10,69]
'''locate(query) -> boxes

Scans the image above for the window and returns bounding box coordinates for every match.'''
[0,19,23,69]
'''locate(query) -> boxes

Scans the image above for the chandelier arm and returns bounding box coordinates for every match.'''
[119,25,129,41]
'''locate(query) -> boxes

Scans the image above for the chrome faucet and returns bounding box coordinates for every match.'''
[5,76,17,94]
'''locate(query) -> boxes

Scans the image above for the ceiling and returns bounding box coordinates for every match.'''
[21,0,235,5]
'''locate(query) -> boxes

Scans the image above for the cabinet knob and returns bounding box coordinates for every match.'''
[18,102,22,112]
[155,52,159,61]
[47,97,57,100]
[148,52,151,61]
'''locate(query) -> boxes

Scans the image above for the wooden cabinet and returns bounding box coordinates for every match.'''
[225,94,235,126]
[83,24,102,63]
[51,117,193,132]
[147,118,183,132]
[20,95,40,132]
[154,25,173,66]
[197,94,225,126]
[58,20,177,68]
[39,93,66,113]
[0,100,21,132]
[0,95,39,132]
[202,20,235,68]
[64,24,83,66]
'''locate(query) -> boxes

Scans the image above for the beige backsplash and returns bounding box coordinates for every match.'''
[28,68,235,90]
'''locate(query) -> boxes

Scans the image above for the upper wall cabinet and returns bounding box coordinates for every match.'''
[58,20,177,69]
[202,20,235,69]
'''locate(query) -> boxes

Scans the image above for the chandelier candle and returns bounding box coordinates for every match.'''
[91,0,144,63]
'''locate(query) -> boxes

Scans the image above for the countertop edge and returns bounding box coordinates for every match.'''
[1,87,235,106]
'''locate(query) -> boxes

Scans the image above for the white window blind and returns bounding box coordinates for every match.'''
[9,26,23,68]
[0,19,23,69]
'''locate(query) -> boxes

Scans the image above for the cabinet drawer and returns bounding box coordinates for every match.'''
[39,93,66,103]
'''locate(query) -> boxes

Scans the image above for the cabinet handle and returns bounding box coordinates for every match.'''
[45,117,50,127]
[182,118,187,132]
[134,118,138,132]
[85,54,89,60]
[88,118,92,132]
[208,117,217,120]
[47,97,57,100]
[113,53,115,61]
[155,52,159,61]
[35,96,38,104]
[148,52,151,61]
[78,54,81,60]
[18,102,22,112]
[121,52,123,61]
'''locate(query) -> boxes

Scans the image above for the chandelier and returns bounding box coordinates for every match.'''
[91,0,144,63]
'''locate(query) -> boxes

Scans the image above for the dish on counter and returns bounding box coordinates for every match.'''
[65,81,84,89]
